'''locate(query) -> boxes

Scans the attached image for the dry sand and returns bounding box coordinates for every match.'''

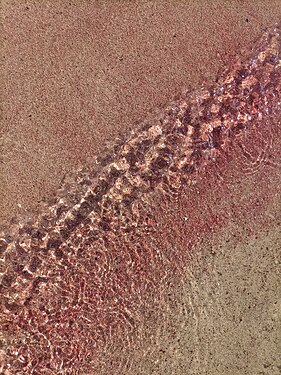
[1,1,281,374]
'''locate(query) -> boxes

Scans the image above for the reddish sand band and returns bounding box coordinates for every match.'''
[0,23,280,374]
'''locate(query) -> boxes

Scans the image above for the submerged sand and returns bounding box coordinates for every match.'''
[1,2,281,374]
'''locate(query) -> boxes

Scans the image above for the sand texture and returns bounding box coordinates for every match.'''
[1,2,281,375]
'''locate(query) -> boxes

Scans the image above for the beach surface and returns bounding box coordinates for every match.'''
[1,2,281,374]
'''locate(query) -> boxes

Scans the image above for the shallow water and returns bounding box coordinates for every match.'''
[0,21,280,375]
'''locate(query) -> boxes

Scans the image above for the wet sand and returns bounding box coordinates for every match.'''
[1,0,281,226]
[1,2,281,375]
